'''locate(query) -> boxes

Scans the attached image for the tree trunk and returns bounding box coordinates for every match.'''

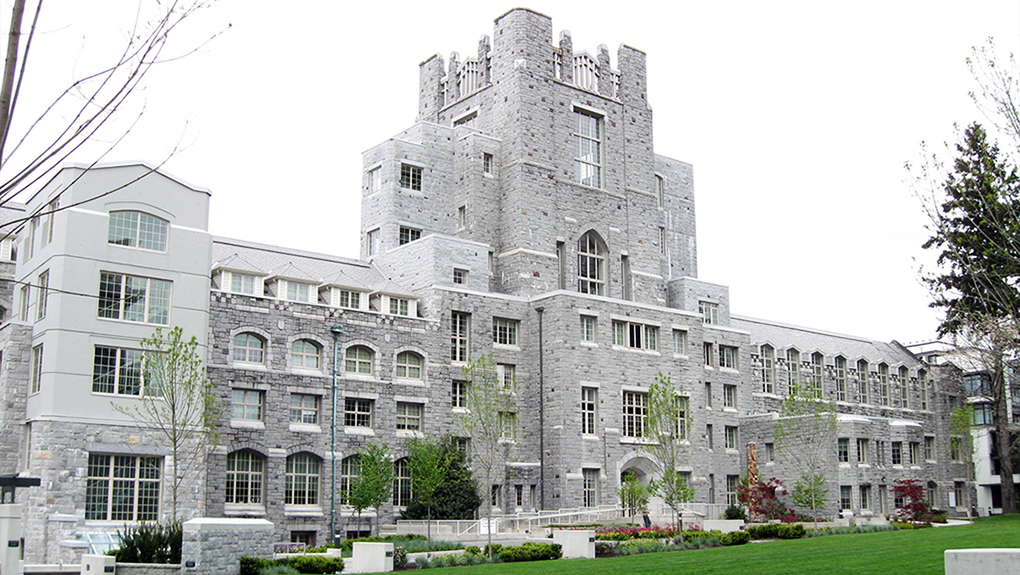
[0,0,26,169]
[994,368,1016,514]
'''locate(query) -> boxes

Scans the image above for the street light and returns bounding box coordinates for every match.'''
[330,325,343,545]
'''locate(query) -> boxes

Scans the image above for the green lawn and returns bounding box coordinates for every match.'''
[418,516,1019,575]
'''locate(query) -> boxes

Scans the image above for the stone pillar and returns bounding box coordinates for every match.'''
[0,504,23,575]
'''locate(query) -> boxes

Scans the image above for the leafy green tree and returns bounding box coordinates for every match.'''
[773,379,837,524]
[790,473,827,523]
[403,437,480,521]
[406,434,450,539]
[115,326,220,522]
[641,373,694,537]
[349,442,393,535]
[617,470,651,520]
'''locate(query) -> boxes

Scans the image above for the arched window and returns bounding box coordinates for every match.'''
[393,458,412,507]
[340,455,360,505]
[786,348,800,389]
[226,450,264,504]
[291,340,321,369]
[285,453,321,506]
[810,352,824,398]
[345,346,373,374]
[760,345,775,393]
[857,359,870,404]
[108,211,169,252]
[233,333,265,364]
[396,351,423,379]
[577,231,606,296]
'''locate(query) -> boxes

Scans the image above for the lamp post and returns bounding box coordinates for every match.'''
[330,325,343,545]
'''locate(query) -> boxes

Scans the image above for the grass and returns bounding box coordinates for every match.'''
[413,515,1019,575]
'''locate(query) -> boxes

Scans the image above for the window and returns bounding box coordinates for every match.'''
[290,394,319,424]
[36,271,48,320]
[577,231,606,295]
[394,458,412,507]
[457,206,467,229]
[857,438,869,464]
[581,387,597,435]
[810,353,824,398]
[672,330,687,354]
[483,153,493,174]
[950,437,962,462]
[723,384,737,409]
[492,318,518,346]
[339,455,359,505]
[497,363,515,389]
[725,426,738,450]
[860,485,871,509]
[344,398,373,427]
[339,290,361,309]
[42,198,57,247]
[726,475,739,506]
[699,301,719,325]
[705,382,712,407]
[706,424,714,450]
[899,367,910,408]
[761,345,775,393]
[19,285,28,322]
[491,484,502,507]
[925,436,935,461]
[840,485,852,510]
[226,450,263,505]
[108,211,168,252]
[622,391,646,438]
[231,389,263,420]
[452,380,467,408]
[973,403,994,425]
[857,360,870,403]
[291,340,320,369]
[787,349,800,388]
[396,402,422,431]
[389,297,410,316]
[953,481,965,508]
[656,175,665,207]
[877,440,887,467]
[451,312,470,361]
[285,453,320,506]
[879,363,890,406]
[98,272,171,325]
[838,438,849,463]
[230,273,258,295]
[718,346,738,369]
[396,351,423,379]
[963,373,992,396]
[573,109,602,188]
[30,345,42,394]
[284,281,314,303]
[765,442,775,462]
[891,441,903,465]
[453,268,468,285]
[515,484,524,508]
[400,164,423,190]
[368,167,381,193]
[612,320,657,350]
[233,333,265,364]
[582,468,598,507]
[499,411,517,440]
[834,356,847,402]
[85,454,161,520]
[658,227,666,255]
[92,346,143,395]
[580,315,597,343]
[919,370,928,410]
[366,229,380,256]
[398,227,421,245]
[909,442,920,465]
[345,346,373,375]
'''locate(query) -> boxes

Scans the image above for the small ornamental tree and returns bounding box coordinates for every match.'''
[772,379,837,522]
[403,437,480,521]
[349,442,393,535]
[790,473,827,525]
[641,373,694,538]
[893,479,929,523]
[406,435,450,539]
[618,470,652,520]
[738,476,789,522]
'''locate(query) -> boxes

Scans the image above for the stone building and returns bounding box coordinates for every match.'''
[0,7,973,561]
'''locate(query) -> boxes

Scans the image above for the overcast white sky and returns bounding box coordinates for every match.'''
[10,1,1020,344]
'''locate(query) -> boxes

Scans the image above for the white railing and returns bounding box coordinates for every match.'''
[573,53,599,93]
[459,58,483,96]
[395,505,623,538]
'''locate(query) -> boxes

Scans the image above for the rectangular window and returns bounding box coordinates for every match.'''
[658,226,666,255]
[582,468,598,507]
[30,345,43,394]
[920,372,929,410]
[85,454,160,521]
[42,198,57,247]
[891,441,903,465]
[581,387,597,435]
[622,391,646,438]
[705,382,712,407]
[726,475,739,506]
[835,357,847,401]
[788,350,801,388]
[706,424,714,450]
[909,442,920,465]
[838,438,849,463]
[398,226,422,245]
[483,153,493,174]
[19,285,29,322]
[285,281,313,303]
[724,426,738,450]
[290,394,320,424]
[718,346,738,369]
[499,411,517,440]
[396,402,423,431]
[676,396,689,440]
[761,346,775,394]
[108,211,168,252]
[611,320,657,350]
[840,485,852,510]
[860,485,871,510]
[723,384,736,408]
[858,361,870,404]
[339,290,361,309]
[452,380,467,408]
[36,270,49,321]
[98,272,171,325]
[765,442,775,462]
[656,175,665,207]
[491,484,501,507]
[231,389,263,420]
[368,167,381,193]
[389,297,410,316]
[857,438,869,464]
[672,330,687,354]
[492,318,519,346]
[704,343,714,367]
[879,364,890,406]
[92,347,143,396]
[515,484,524,507]
[400,164,423,191]
[573,109,602,188]
[877,440,887,467]
[496,363,515,389]
[453,268,468,285]
[699,301,719,325]
[950,437,962,462]
[457,206,467,229]
[344,398,373,428]
[581,315,597,342]
[366,229,380,256]
[953,481,964,508]
[451,312,470,362]
[230,273,258,295]
[900,375,909,408]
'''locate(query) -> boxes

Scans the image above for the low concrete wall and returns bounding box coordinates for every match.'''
[347,542,393,574]
[182,518,274,575]
[552,530,594,559]
[702,520,745,534]
[945,549,1020,575]
[116,564,181,575]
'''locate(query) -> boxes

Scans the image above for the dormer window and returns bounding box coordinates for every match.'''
[282,280,314,303]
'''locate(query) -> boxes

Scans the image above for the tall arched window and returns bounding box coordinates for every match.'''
[396,351,423,379]
[226,450,264,504]
[291,340,321,369]
[233,333,265,364]
[577,231,606,296]
[393,458,412,507]
[285,453,321,506]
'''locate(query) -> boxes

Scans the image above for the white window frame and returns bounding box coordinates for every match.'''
[36,270,48,321]
[344,398,373,428]
[289,394,320,424]
[573,109,602,188]
[98,272,172,325]
[85,454,161,520]
[108,211,169,252]
[622,391,646,438]
[92,346,144,396]
[581,387,597,435]
[285,453,320,506]
[581,315,597,343]
[451,311,470,362]
[699,301,719,325]
[231,389,264,421]
[396,402,423,431]
[492,317,519,346]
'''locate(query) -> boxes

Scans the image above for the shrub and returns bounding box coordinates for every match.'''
[723,505,747,521]
[594,542,616,557]
[392,546,407,568]
[776,524,805,539]
[259,567,300,575]
[616,539,667,555]
[483,543,503,556]
[239,556,344,575]
[497,542,562,562]
[720,530,751,546]
[111,521,183,564]
[241,557,276,575]
[464,546,481,555]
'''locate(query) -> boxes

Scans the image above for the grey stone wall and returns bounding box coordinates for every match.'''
[182,518,273,575]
